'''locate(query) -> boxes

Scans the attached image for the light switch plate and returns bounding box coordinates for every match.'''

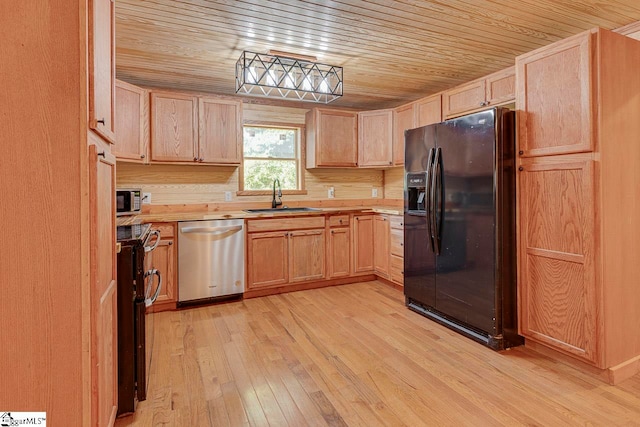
[328,187,335,198]
[142,192,151,204]
[224,191,232,202]
[372,188,378,198]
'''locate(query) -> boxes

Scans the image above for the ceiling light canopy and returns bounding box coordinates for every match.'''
[235,51,343,103]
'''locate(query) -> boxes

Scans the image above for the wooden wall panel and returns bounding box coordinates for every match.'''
[383,167,404,201]
[116,163,383,204]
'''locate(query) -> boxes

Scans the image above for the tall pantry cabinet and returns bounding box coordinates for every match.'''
[1,0,118,425]
[516,28,640,384]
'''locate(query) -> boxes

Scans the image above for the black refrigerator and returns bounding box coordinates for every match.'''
[403,107,522,350]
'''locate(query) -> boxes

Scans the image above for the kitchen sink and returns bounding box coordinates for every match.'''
[244,207,321,213]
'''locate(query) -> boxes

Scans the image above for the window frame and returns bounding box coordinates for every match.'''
[238,123,307,196]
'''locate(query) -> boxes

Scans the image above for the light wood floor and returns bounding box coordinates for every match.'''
[115,281,640,426]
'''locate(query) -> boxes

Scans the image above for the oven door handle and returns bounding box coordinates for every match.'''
[144,268,162,307]
[144,230,161,253]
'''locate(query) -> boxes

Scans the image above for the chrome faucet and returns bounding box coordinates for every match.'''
[272,179,282,208]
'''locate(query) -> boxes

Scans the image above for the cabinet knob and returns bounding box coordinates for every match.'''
[400,243,403,246]
[400,223,403,226]
[339,219,343,223]
[518,150,524,155]
[140,154,146,159]
[331,230,334,234]
[519,166,524,171]
[168,241,173,245]
[97,118,105,125]
[388,161,392,165]
[97,151,106,158]
[194,157,198,161]
[199,157,204,162]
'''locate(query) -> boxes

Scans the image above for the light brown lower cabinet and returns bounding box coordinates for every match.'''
[246,217,326,290]
[247,231,289,289]
[328,223,351,278]
[145,222,177,312]
[374,215,390,277]
[389,215,404,286]
[352,214,375,274]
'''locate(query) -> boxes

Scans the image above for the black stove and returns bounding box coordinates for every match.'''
[117,223,151,244]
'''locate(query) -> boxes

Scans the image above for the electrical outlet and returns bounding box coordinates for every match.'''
[328,187,335,199]
[372,188,378,198]
[142,192,151,204]
[224,191,232,202]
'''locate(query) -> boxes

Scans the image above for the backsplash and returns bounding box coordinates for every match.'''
[116,163,385,204]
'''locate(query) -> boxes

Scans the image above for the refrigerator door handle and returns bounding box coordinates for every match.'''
[431,147,443,255]
[425,147,436,252]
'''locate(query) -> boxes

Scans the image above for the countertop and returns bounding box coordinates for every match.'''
[117,206,403,226]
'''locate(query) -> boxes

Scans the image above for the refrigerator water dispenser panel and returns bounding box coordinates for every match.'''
[407,172,427,213]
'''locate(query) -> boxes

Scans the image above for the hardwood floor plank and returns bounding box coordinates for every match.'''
[117,281,640,427]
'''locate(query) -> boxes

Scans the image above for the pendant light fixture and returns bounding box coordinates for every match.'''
[235,50,343,103]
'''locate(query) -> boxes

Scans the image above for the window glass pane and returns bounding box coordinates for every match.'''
[244,159,298,190]
[243,127,296,158]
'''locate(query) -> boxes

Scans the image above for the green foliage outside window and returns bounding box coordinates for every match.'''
[243,126,299,190]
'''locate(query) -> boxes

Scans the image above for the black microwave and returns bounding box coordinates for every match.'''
[116,188,142,216]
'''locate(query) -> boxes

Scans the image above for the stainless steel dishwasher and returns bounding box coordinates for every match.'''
[178,219,245,304]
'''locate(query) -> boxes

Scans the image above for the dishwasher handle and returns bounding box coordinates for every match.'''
[180,225,243,235]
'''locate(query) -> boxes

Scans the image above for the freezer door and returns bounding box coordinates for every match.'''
[434,110,497,334]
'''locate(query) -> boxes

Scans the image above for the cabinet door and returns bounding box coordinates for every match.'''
[88,0,115,144]
[89,145,117,426]
[485,66,515,106]
[415,94,442,127]
[374,215,390,277]
[516,32,594,157]
[353,215,374,273]
[145,239,176,312]
[393,103,416,166]
[198,97,242,164]
[518,158,598,364]
[150,92,198,162]
[247,232,289,289]
[309,109,358,167]
[329,227,351,278]
[114,80,148,162]
[289,229,326,283]
[443,79,486,118]
[358,109,393,167]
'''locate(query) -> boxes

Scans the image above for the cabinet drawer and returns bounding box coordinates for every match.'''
[247,216,325,233]
[153,222,175,238]
[390,228,404,257]
[389,215,404,230]
[329,215,350,227]
[390,255,404,284]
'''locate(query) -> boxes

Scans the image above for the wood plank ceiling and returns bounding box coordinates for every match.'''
[115,0,640,110]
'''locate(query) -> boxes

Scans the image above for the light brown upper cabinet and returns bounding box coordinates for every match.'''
[88,0,116,144]
[392,103,416,166]
[443,66,515,118]
[517,35,592,157]
[114,80,149,163]
[150,92,198,162]
[306,108,358,168]
[150,92,242,165]
[415,94,442,127]
[358,109,393,167]
[516,28,640,383]
[198,97,242,164]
